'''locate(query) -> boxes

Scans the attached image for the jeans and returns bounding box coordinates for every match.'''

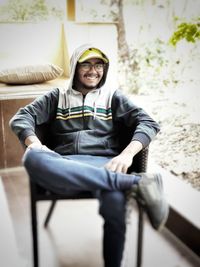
[23,149,136,267]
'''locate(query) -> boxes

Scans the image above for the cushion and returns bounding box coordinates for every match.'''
[0,63,63,85]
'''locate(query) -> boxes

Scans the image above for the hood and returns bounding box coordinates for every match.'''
[68,43,109,90]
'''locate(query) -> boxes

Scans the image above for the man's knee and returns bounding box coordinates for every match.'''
[22,148,44,171]
[22,148,34,166]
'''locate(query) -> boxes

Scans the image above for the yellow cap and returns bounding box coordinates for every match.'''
[78,48,108,63]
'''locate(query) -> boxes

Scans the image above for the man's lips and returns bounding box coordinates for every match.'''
[84,74,99,81]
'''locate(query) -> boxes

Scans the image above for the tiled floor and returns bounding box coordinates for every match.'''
[1,167,200,267]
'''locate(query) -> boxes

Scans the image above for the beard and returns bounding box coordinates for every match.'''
[81,84,98,90]
[73,68,105,91]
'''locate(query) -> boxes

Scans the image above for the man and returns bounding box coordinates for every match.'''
[9,44,169,267]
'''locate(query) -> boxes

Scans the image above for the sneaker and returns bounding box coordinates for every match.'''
[129,173,169,231]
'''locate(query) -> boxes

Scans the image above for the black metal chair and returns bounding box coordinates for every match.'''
[27,123,149,267]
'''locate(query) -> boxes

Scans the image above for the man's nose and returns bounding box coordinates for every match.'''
[89,65,97,72]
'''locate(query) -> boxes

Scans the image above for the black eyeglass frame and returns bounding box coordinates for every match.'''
[78,62,106,72]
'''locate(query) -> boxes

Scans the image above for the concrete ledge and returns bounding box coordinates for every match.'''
[166,207,200,256]
[0,78,67,100]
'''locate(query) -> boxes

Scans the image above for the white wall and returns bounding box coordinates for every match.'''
[0,21,118,86]
[0,22,68,71]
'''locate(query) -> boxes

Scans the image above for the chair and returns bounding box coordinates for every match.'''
[27,123,149,267]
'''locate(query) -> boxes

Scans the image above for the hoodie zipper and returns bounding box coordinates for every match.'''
[82,95,87,130]
[74,94,86,154]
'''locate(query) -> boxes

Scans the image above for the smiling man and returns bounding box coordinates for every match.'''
[74,48,107,93]
[9,44,169,267]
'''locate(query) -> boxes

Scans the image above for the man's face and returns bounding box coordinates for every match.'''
[76,58,104,90]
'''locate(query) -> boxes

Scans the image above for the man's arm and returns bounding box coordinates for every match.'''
[9,89,59,148]
[106,89,160,174]
[112,90,160,148]
[104,140,143,173]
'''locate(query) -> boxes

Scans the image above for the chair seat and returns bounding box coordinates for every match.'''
[33,183,95,201]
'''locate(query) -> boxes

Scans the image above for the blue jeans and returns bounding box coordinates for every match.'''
[23,149,136,267]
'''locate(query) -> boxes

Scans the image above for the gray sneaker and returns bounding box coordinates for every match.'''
[129,173,169,231]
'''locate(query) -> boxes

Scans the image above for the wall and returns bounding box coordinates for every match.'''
[0,22,118,85]
[0,22,70,77]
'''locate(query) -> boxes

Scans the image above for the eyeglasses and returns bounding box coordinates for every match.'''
[78,63,105,72]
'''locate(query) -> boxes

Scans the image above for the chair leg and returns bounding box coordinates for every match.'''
[44,200,56,228]
[30,194,38,267]
[136,204,144,267]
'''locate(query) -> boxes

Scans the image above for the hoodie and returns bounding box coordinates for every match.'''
[9,44,160,156]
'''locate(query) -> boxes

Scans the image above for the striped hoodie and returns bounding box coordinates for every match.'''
[9,43,160,156]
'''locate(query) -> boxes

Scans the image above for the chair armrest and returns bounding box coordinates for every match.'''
[128,147,149,174]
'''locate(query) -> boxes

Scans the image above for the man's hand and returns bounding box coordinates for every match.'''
[104,140,143,174]
[27,142,51,152]
[25,135,51,152]
[104,154,133,174]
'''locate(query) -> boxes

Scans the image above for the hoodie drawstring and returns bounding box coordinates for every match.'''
[68,88,72,116]
[93,89,101,120]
